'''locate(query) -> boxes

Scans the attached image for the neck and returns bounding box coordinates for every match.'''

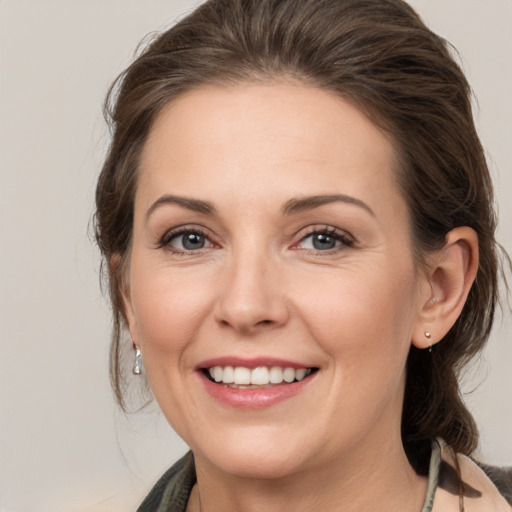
[188,434,428,512]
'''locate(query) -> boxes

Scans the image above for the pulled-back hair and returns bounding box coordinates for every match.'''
[95,0,503,473]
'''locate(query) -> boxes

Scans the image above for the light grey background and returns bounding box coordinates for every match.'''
[0,1,510,511]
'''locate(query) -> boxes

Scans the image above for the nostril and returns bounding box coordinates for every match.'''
[255,319,275,327]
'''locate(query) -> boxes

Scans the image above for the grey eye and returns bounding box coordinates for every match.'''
[179,232,206,250]
[296,228,353,252]
[300,232,340,251]
[164,230,212,251]
[311,233,337,250]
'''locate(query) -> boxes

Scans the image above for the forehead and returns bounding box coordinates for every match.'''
[137,82,404,220]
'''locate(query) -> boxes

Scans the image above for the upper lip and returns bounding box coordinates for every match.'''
[196,356,316,370]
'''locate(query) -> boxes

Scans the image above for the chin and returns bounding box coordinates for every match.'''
[190,425,315,480]
[207,451,308,481]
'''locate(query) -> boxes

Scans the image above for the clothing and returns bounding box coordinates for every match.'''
[136,441,512,512]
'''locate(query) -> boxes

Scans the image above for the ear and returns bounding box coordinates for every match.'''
[412,227,479,349]
[110,253,138,347]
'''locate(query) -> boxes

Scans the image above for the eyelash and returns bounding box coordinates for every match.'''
[293,226,354,254]
[159,226,214,255]
[158,225,354,255]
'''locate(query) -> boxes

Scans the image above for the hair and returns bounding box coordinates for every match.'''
[94,0,504,473]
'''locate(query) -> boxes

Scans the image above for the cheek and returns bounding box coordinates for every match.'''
[127,261,219,428]
[129,262,215,357]
[294,262,418,375]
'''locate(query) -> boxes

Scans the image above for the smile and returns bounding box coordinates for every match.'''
[197,358,319,408]
[205,366,315,387]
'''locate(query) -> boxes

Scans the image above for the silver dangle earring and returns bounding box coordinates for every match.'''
[133,345,143,375]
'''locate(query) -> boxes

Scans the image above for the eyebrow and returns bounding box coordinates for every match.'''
[145,193,374,220]
[283,194,375,216]
[146,194,217,219]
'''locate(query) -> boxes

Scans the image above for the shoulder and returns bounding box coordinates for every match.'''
[136,452,196,512]
[433,441,512,511]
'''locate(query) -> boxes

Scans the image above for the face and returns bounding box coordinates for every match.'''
[123,82,428,479]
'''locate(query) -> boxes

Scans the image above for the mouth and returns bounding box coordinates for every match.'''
[202,365,319,388]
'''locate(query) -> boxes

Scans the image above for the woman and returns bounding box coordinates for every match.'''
[94,0,512,510]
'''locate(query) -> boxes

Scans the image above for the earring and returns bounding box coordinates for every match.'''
[133,345,142,375]
[425,332,432,352]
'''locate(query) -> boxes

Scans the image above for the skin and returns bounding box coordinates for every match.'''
[122,82,478,512]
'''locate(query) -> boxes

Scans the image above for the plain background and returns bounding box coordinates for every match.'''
[0,1,511,511]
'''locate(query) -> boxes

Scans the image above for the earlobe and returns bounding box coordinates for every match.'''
[412,227,479,350]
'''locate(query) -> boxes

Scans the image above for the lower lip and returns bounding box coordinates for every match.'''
[198,372,315,409]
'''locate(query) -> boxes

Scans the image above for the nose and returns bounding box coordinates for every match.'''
[214,250,290,336]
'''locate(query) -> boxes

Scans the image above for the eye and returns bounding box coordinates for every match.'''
[160,228,215,253]
[295,227,354,252]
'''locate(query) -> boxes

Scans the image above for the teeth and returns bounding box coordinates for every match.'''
[207,366,312,386]
[222,366,234,383]
[251,367,270,385]
[213,366,223,383]
[233,366,251,385]
[269,366,283,384]
[295,368,307,381]
[283,367,295,383]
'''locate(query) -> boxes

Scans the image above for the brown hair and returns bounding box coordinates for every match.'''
[94,0,504,473]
